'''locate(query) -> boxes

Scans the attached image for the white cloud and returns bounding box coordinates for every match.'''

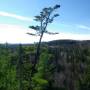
[77,24,90,30]
[0,11,33,21]
[42,32,90,41]
[0,24,39,43]
[0,24,90,44]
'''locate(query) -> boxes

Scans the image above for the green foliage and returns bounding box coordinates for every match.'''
[78,49,90,90]
[0,41,90,90]
[28,4,60,36]
[0,45,18,90]
[32,49,53,90]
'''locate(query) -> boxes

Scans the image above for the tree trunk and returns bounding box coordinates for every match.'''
[30,32,44,76]
[28,33,44,90]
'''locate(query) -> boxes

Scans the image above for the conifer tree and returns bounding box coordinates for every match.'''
[17,44,24,90]
[27,4,60,72]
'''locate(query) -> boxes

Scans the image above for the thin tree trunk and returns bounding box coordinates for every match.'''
[35,32,43,64]
[31,32,44,74]
[28,33,44,90]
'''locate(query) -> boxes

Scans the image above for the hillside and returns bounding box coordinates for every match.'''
[0,40,90,90]
[47,39,90,46]
[1,39,90,47]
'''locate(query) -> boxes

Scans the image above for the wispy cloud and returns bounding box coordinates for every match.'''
[0,24,90,43]
[0,11,33,21]
[77,24,90,30]
[43,32,90,41]
[0,24,38,43]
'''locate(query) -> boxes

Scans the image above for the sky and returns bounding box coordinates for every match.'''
[0,0,90,43]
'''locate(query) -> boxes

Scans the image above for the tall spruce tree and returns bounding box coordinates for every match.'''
[27,4,60,72]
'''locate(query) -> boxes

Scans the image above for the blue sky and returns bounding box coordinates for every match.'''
[0,0,90,43]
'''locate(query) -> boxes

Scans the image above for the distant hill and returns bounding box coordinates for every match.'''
[47,39,90,47]
[0,39,90,47]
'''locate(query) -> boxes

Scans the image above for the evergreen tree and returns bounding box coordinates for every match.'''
[27,4,60,72]
[17,44,24,90]
[32,48,52,90]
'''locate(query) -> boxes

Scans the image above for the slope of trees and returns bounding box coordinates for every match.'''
[0,40,90,90]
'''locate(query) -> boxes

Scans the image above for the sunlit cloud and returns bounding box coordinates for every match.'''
[43,32,90,41]
[0,24,90,44]
[0,11,33,21]
[0,24,38,43]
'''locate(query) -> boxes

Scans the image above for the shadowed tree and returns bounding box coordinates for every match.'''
[27,4,60,72]
[17,44,24,90]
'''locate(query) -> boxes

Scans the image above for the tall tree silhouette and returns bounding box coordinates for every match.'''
[27,4,60,72]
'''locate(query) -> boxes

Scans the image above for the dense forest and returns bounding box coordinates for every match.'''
[0,40,90,90]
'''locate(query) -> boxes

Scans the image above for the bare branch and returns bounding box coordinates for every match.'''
[26,32,37,36]
[45,31,59,35]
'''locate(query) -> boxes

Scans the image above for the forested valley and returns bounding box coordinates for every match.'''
[0,40,90,90]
